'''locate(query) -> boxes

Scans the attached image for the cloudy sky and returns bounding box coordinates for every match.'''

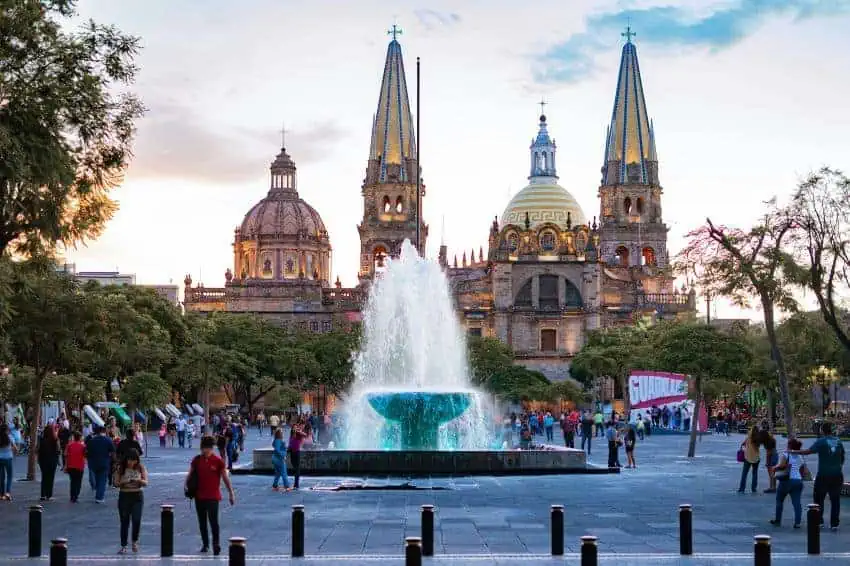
[66,0,850,319]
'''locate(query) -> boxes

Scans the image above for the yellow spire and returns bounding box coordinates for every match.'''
[602,28,658,186]
[368,29,417,182]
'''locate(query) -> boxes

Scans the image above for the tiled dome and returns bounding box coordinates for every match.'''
[240,194,328,240]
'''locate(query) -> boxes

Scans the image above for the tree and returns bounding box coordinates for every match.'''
[653,322,751,457]
[785,168,850,353]
[121,371,171,420]
[0,1,145,255]
[545,380,588,406]
[467,337,514,387]
[486,366,550,402]
[678,207,799,434]
[304,330,359,399]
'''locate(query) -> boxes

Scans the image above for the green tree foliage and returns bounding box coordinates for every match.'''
[121,371,171,419]
[652,322,751,457]
[0,1,145,255]
[486,365,550,402]
[467,336,514,387]
[303,330,359,397]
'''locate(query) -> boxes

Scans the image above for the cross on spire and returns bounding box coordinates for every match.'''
[538,98,547,117]
[388,23,403,41]
[622,24,636,43]
[280,122,288,149]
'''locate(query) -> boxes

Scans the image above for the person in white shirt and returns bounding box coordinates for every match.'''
[186,421,195,448]
[681,407,691,431]
[176,415,187,448]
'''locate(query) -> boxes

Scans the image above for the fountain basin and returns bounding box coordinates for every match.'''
[366,391,471,450]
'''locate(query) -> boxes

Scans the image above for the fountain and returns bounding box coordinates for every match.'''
[251,240,590,475]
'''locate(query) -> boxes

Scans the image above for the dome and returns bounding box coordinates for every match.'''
[501,181,587,230]
[240,194,328,240]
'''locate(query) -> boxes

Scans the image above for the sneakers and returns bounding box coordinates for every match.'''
[769,520,780,526]
[199,546,209,554]
[213,545,221,556]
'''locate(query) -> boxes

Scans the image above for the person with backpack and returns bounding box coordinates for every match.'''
[185,436,236,555]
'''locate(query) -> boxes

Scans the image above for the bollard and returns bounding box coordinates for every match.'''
[28,505,43,558]
[228,537,246,566]
[807,504,820,555]
[580,535,598,566]
[421,505,434,557]
[291,505,305,557]
[49,538,67,566]
[405,536,422,566]
[754,534,771,566]
[679,504,693,555]
[160,504,174,557]
[550,505,564,556]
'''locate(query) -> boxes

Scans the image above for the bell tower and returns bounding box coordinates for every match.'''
[357,26,426,282]
[598,27,667,270]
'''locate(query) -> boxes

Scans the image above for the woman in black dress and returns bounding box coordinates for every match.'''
[624,426,637,469]
[38,425,61,500]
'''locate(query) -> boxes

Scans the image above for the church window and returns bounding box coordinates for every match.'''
[539,275,559,310]
[310,320,319,332]
[395,196,403,213]
[636,197,644,215]
[262,257,273,276]
[537,152,546,172]
[507,232,519,253]
[373,246,388,269]
[540,329,557,352]
[382,196,391,213]
[285,258,295,274]
[467,327,482,338]
[515,279,532,307]
[623,197,632,215]
[565,280,582,307]
[539,231,556,252]
[642,247,656,267]
[615,245,629,267]
[321,320,332,333]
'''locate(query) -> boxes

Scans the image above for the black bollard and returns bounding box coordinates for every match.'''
[807,504,820,555]
[421,505,434,557]
[49,538,67,566]
[291,504,305,557]
[160,504,174,557]
[754,534,771,566]
[28,505,43,558]
[550,505,564,556]
[405,536,422,566]
[228,537,246,566]
[679,504,693,555]
[580,535,598,566]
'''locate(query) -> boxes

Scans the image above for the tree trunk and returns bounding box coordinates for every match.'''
[687,376,701,458]
[26,372,46,481]
[761,296,795,436]
[619,374,631,418]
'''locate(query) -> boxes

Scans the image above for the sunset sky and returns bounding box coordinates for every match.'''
[65,0,850,319]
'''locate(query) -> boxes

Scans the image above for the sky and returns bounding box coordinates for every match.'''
[64,0,850,320]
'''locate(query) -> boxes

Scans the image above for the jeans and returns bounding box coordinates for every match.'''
[289,450,301,489]
[581,431,592,454]
[272,459,290,489]
[545,426,554,442]
[195,499,220,550]
[93,467,109,501]
[739,460,759,492]
[177,430,186,448]
[607,441,620,468]
[88,467,96,491]
[68,468,83,501]
[813,473,843,528]
[39,459,57,499]
[0,458,12,493]
[775,479,803,525]
[118,491,144,547]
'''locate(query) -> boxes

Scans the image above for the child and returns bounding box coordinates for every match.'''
[186,421,195,449]
[158,424,166,448]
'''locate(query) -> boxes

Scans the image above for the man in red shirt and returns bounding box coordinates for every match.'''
[186,436,236,555]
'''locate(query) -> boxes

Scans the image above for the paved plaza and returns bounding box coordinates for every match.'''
[2,429,850,565]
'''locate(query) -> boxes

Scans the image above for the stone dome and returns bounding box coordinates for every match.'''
[240,194,328,240]
[501,181,587,230]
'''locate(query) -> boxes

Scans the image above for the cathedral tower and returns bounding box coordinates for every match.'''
[357,28,426,282]
[598,29,667,269]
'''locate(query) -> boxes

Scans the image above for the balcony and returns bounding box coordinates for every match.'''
[322,288,364,310]
[185,287,226,303]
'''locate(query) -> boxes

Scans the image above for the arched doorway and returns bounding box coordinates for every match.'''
[642,247,656,266]
[615,245,629,267]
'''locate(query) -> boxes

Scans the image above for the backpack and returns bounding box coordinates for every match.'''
[185,456,200,499]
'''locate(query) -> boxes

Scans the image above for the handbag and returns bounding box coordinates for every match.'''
[184,456,199,499]
[736,448,745,463]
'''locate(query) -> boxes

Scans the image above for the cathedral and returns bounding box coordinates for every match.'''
[183,30,696,383]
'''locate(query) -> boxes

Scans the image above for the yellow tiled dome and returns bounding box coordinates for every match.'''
[501,182,587,229]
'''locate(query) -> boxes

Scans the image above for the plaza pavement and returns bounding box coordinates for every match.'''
[2,427,850,565]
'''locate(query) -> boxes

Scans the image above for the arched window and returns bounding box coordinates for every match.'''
[382,196,391,213]
[539,275,558,310]
[373,246,388,269]
[623,197,632,215]
[565,280,582,307]
[395,196,403,213]
[539,231,556,252]
[507,232,519,253]
[515,279,532,307]
[615,245,629,267]
[574,231,588,254]
[642,247,656,266]
[537,152,545,171]
[636,197,644,215]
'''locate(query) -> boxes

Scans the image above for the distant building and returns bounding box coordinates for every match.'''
[709,318,752,333]
[56,262,179,305]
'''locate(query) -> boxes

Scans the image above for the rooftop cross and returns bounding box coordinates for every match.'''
[388,23,403,41]
[280,122,288,149]
[538,98,547,117]
[622,24,636,43]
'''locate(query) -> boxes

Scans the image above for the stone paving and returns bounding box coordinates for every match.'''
[2,428,849,565]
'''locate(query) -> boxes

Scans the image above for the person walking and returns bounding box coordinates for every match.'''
[86,426,116,503]
[37,424,60,501]
[798,421,845,530]
[770,438,807,528]
[117,428,143,461]
[186,436,236,555]
[580,411,593,455]
[543,412,554,443]
[64,431,86,502]
[0,424,17,501]
[624,426,637,468]
[271,429,291,492]
[605,421,621,468]
[114,448,147,553]
[176,415,187,448]
[288,424,307,490]
[561,415,576,448]
[762,424,778,494]
[594,411,604,438]
[738,426,761,493]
